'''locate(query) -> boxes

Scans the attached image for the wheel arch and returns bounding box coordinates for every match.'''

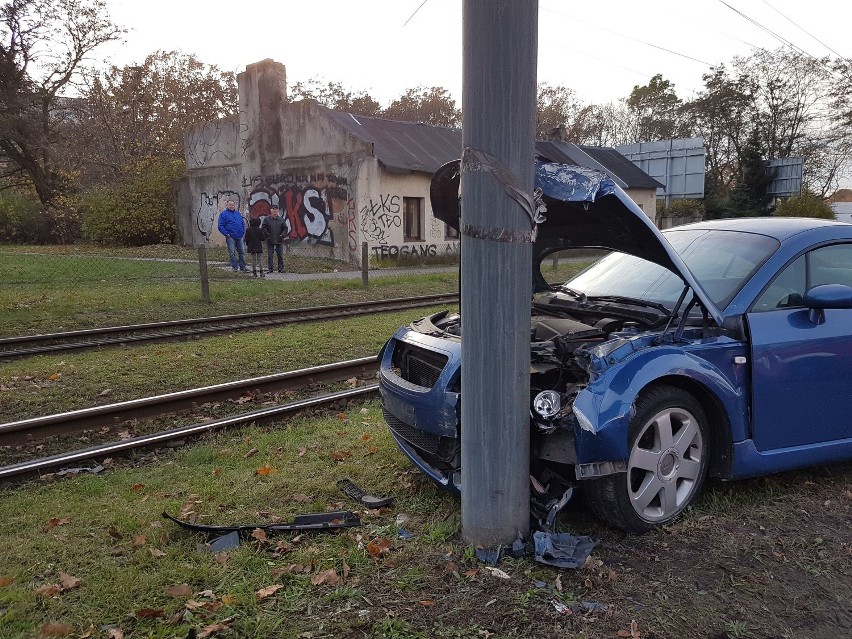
[639,375,734,480]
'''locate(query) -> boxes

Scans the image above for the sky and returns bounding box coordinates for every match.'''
[98,0,850,107]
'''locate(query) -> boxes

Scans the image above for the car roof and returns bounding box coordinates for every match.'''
[664,217,848,242]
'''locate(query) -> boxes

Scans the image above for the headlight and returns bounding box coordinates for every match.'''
[533,390,561,419]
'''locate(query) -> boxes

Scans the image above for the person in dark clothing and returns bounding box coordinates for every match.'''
[262,205,287,273]
[244,217,267,277]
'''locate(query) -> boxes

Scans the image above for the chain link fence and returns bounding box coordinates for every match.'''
[1,242,461,338]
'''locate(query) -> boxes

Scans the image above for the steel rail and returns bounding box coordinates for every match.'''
[0,294,457,359]
[0,385,379,482]
[0,357,379,447]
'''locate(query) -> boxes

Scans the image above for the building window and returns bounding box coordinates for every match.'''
[445,223,459,240]
[404,197,424,241]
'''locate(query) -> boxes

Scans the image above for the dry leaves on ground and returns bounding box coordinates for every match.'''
[255,583,284,599]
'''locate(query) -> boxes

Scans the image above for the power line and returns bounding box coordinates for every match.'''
[717,0,816,59]
[540,6,714,67]
[760,0,844,58]
[402,0,429,28]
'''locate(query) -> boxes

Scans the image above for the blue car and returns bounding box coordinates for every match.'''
[379,162,852,533]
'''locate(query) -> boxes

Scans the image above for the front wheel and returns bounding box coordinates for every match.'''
[585,385,709,534]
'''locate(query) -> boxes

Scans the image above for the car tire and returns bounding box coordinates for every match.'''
[585,385,709,534]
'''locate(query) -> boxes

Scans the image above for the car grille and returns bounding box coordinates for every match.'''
[392,344,448,389]
[383,408,442,456]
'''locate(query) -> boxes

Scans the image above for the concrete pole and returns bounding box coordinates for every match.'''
[461,0,537,546]
[197,245,210,303]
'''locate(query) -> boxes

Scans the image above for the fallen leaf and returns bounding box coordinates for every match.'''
[485,567,511,580]
[106,629,124,639]
[419,600,436,606]
[274,540,293,554]
[463,569,479,577]
[197,618,235,639]
[255,583,284,599]
[359,433,373,441]
[337,412,347,420]
[98,388,112,397]
[214,551,229,565]
[212,468,222,476]
[42,517,70,533]
[330,450,353,461]
[134,608,164,619]
[132,534,147,546]
[148,547,167,558]
[345,377,359,387]
[0,577,13,586]
[184,600,205,610]
[37,622,73,636]
[47,373,61,381]
[164,583,192,597]
[292,493,311,503]
[297,447,307,456]
[555,574,563,592]
[221,593,235,605]
[256,466,277,476]
[35,584,61,597]
[79,623,94,638]
[251,528,268,542]
[310,569,339,586]
[130,483,145,491]
[58,572,81,590]
[244,447,259,458]
[367,537,392,557]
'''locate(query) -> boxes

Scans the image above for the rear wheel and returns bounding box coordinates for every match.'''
[586,385,709,533]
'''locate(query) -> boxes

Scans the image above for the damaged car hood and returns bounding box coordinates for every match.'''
[430,160,723,325]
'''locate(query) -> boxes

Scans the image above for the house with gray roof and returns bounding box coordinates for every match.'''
[179,59,663,265]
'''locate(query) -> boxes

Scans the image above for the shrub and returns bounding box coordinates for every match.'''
[80,158,185,246]
[0,185,77,243]
[656,198,706,218]
[773,190,835,219]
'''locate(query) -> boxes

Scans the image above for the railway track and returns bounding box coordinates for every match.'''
[0,357,380,481]
[0,293,457,360]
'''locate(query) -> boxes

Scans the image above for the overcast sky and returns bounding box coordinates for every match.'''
[98,0,850,107]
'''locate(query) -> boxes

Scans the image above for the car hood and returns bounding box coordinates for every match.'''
[430,160,723,325]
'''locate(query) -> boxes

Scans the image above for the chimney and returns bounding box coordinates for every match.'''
[238,59,287,166]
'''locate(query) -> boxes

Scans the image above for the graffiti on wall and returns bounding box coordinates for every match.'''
[360,194,402,245]
[242,172,351,247]
[197,191,242,239]
[371,243,459,259]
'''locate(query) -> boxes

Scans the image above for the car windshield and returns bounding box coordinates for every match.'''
[563,229,780,309]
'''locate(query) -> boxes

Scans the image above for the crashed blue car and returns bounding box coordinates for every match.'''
[379,162,852,533]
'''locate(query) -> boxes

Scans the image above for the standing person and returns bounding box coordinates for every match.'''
[263,204,286,273]
[217,200,247,272]
[244,217,267,278]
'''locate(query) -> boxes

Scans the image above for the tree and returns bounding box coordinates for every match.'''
[383,86,461,127]
[535,82,582,139]
[731,130,775,216]
[289,77,381,117]
[773,188,835,219]
[70,50,238,184]
[626,74,686,142]
[0,0,123,206]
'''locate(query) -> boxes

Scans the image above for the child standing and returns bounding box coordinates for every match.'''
[244,217,267,277]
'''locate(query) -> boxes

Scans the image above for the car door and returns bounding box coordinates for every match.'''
[747,243,852,451]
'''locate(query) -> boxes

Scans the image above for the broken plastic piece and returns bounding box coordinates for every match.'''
[337,478,394,508]
[162,510,360,537]
[199,530,241,553]
[532,531,597,569]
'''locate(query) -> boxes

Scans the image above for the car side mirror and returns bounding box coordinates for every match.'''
[803,284,852,324]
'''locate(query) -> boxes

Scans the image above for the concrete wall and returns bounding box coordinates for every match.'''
[625,188,657,221]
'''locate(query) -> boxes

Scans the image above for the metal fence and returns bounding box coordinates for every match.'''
[0,242,461,337]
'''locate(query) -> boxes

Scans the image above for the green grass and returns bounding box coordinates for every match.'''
[0,306,454,422]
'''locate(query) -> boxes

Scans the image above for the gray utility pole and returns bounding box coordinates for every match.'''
[460,0,538,546]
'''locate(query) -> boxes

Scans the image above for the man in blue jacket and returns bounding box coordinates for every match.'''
[217,200,248,272]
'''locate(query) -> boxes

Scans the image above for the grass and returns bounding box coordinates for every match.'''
[0,403,849,638]
[0,306,454,423]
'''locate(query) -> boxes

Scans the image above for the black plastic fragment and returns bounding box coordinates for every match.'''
[337,478,395,508]
[162,510,360,537]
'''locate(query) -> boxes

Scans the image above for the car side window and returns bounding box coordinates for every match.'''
[808,244,852,288]
[753,254,806,311]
